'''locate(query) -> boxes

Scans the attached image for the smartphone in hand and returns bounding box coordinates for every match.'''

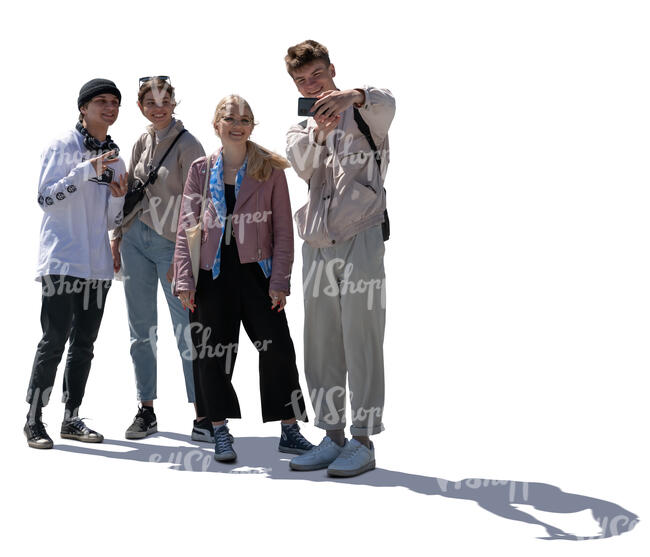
[298,97,318,116]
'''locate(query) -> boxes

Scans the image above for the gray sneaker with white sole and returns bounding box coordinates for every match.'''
[289,436,345,471]
[327,439,375,477]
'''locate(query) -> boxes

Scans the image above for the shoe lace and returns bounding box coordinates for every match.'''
[132,407,154,427]
[215,427,233,452]
[339,441,360,459]
[286,425,312,449]
[67,417,91,433]
[30,421,48,437]
[310,437,336,454]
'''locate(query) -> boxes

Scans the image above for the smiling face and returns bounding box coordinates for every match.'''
[290,60,337,98]
[214,101,254,147]
[138,90,175,130]
[81,93,120,128]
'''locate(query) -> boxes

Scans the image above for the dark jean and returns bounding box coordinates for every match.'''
[26,275,111,420]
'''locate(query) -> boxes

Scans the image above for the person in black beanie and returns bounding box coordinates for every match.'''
[24,78,128,449]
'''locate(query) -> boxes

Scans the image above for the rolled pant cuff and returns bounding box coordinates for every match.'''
[137,394,158,402]
[350,423,385,436]
[314,419,347,431]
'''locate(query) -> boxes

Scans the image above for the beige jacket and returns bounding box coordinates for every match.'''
[286,86,395,247]
[112,119,204,242]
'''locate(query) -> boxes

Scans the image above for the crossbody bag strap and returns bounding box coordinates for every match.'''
[353,108,390,241]
[198,154,213,231]
[147,128,187,184]
[353,108,382,171]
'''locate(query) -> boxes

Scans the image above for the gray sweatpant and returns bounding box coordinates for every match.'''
[301,225,386,436]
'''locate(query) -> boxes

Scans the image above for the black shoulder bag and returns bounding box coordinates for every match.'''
[353,108,390,241]
[123,129,187,218]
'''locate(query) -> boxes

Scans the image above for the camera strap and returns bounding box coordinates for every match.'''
[139,128,187,192]
[123,128,187,218]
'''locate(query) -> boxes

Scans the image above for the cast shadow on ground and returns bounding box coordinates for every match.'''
[56,432,639,541]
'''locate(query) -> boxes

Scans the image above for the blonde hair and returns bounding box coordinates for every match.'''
[212,94,289,182]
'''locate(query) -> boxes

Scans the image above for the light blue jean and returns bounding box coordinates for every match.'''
[121,218,195,403]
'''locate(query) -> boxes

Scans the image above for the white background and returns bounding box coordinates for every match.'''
[0,0,648,555]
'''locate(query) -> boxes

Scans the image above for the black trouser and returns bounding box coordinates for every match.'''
[190,259,307,423]
[26,275,111,421]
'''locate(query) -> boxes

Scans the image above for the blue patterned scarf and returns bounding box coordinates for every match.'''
[209,152,272,279]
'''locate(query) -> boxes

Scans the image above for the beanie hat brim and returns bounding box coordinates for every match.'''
[78,79,122,109]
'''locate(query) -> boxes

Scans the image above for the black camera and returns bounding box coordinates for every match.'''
[131,178,145,194]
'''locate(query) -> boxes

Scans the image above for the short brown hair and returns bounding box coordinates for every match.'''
[285,40,330,75]
[137,78,176,105]
[78,103,88,123]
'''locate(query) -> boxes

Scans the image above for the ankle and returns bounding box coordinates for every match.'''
[327,429,346,447]
[63,407,79,421]
[26,407,43,425]
[353,435,371,448]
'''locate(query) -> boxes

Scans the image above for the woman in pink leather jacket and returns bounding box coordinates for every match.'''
[173,95,312,462]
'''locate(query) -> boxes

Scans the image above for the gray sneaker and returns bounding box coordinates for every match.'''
[327,439,375,477]
[289,436,345,471]
[61,417,104,443]
[24,420,53,449]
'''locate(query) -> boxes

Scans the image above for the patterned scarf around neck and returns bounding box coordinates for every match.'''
[208,152,272,279]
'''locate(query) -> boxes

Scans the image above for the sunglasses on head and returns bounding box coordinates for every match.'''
[139,76,171,87]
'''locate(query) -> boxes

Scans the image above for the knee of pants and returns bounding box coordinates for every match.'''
[67,345,95,362]
[69,330,101,352]
[37,334,69,358]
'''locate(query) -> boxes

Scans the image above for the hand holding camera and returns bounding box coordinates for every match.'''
[298,90,365,145]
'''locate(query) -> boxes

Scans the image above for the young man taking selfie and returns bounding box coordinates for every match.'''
[285,40,395,477]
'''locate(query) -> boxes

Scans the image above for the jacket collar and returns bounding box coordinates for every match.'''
[146,118,185,141]
[209,148,264,209]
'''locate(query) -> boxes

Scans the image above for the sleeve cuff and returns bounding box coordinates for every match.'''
[109,195,125,206]
[354,88,369,109]
[308,127,321,147]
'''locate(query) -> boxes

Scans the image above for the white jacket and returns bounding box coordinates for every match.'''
[286,86,395,247]
[35,128,126,281]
